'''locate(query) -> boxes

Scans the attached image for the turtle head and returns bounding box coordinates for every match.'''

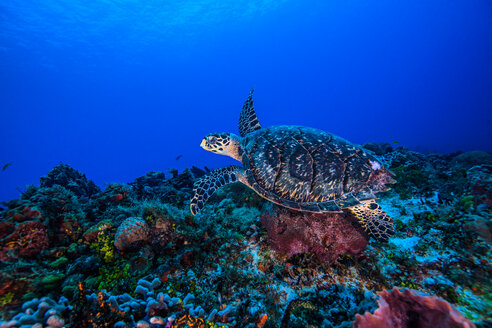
[200,133,243,162]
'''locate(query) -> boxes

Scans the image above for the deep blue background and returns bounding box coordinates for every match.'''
[1,0,491,202]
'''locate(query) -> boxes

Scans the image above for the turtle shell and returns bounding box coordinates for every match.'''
[241,125,394,212]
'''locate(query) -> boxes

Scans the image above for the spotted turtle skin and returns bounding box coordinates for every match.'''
[241,125,394,212]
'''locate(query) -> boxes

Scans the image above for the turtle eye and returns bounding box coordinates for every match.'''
[208,136,217,144]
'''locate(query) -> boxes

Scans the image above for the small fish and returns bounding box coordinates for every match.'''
[176,155,183,160]
[2,162,12,171]
[391,141,399,145]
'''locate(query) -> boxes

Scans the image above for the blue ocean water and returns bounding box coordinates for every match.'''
[0,0,491,202]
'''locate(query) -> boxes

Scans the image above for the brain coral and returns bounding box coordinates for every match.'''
[114,217,149,251]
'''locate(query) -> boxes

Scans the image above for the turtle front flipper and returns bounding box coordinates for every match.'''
[349,200,394,242]
[190,165,244,215]
[238,88,262,137]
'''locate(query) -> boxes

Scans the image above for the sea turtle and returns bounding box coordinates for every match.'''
[190,90,395,241]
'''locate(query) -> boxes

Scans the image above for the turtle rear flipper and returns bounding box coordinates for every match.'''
[349,200,394,242]
[238,88,262,137]
[190,165,244,215]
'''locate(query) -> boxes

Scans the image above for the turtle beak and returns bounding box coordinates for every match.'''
[200,139,209,150]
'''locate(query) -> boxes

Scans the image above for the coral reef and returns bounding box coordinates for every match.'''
[0,148,490,327]
[354,288,476,328]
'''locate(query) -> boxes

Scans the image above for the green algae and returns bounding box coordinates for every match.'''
[62,285,77,299]
[0,293,14,307]
[84,276,99,290]
[97,261,131,292]
[21,291,37,302]
[50,256,68,269]
[39,273,66,289]
[394,219,404,231]
[460,195,475,211]
[426,213,436,222]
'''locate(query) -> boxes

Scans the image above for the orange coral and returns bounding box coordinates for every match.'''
[171,314,205,328]
[257,313,268,328]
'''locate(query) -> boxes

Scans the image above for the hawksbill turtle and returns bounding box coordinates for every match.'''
[190,90,395,241]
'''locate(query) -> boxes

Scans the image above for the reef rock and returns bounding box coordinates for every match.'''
[362,142,394,155]
[468,165,492,209]
[114,217,149,251]
[260,205,368,262]
[451,151,492,168]
[40,163,100,198]
[168,168,194,190]
[130,171,166,196]
[353,288,476,328]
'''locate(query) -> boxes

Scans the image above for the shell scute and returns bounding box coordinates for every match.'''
[272,136,313,201]
[242,125,391,211]
[342,151,373,193]
[246,136,281,191]
[310,143,344,201]
[299,202,322,212]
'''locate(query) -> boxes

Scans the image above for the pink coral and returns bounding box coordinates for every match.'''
[353,288,476,328]
[260,206,368,262]
[114,217,149,251]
